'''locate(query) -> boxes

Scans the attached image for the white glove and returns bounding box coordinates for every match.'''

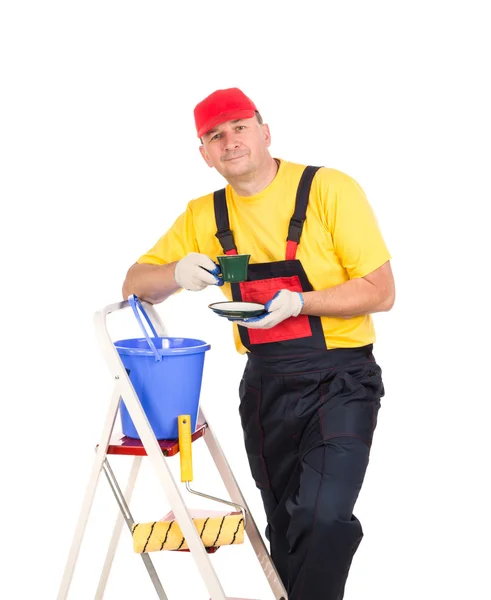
[237,289,304,329]
[174,252,223,291]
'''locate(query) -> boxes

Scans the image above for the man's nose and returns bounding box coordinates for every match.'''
[222,131,240,150]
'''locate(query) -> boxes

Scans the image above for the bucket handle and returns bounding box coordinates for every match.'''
[128,294,162,362]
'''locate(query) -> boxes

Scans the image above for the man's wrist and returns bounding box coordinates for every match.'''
[295,291,304,316]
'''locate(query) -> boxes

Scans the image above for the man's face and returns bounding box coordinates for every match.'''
[199,116,271,179]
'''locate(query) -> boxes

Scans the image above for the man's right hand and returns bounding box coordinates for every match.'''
[174,252,223,291]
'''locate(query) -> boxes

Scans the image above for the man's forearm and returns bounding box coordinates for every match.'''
[301,277,394,318]
[122,262,181,304]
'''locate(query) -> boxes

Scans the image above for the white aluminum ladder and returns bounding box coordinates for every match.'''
[56,299,287,600]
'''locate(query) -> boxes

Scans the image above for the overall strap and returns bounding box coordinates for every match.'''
[213,188,238,255]
[286,165,322,260]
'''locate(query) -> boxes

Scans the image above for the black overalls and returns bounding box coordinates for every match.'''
[214,166,385,600]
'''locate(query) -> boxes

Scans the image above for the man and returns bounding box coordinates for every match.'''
[122,87,395,600]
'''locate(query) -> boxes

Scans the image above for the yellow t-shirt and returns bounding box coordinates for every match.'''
[137,159,391,353]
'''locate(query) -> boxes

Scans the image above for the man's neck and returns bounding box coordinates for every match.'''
[228,157,279,197]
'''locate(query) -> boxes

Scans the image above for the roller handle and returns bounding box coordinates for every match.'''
[178,415,193,482]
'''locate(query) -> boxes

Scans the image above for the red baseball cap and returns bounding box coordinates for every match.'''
[194,88,257,138]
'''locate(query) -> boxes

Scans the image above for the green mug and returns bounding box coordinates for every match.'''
[216,254,251,283]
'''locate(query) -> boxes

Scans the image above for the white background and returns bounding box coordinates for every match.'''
[1,1,490,599]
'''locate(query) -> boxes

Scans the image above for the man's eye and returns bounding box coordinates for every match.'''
[236,126,245,131]
[211,133,221,141]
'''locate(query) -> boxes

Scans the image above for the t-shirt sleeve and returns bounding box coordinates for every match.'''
[325,171,392,279]
[137,203,199,265]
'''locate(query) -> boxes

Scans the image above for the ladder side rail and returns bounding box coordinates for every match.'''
[96,456,142,597]
[98,456,168,600]
[57,384,121,600]
[199,406,288,600]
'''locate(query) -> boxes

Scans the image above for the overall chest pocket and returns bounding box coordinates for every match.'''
[239,275,312,344]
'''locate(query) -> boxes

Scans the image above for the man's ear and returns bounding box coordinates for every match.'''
[199,144,214,168]
[262,124,272,148]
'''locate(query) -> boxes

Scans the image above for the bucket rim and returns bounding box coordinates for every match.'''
[114,336,211,357]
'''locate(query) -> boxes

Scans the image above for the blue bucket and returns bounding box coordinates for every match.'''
[115,296,210,440]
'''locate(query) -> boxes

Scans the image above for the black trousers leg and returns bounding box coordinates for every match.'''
[287,437,370,600]
[258,454,300,590]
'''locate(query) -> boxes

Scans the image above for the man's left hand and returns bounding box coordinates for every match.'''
[236,289,304,329]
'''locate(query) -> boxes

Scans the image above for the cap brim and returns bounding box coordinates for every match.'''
[198,108,256,138]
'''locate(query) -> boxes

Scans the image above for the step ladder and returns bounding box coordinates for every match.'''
[57,298,287,600]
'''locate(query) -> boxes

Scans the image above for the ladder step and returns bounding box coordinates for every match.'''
[102,423,207,457]
[178,545,219,554]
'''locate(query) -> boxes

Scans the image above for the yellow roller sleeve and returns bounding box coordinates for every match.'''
[178,415,193,482]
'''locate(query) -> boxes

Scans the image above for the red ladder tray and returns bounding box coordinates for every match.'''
[102,423,207,457]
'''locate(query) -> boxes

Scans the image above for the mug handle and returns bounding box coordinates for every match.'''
[199,263,224,286]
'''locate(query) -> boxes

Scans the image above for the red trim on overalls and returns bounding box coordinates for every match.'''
[285,240,298,261]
